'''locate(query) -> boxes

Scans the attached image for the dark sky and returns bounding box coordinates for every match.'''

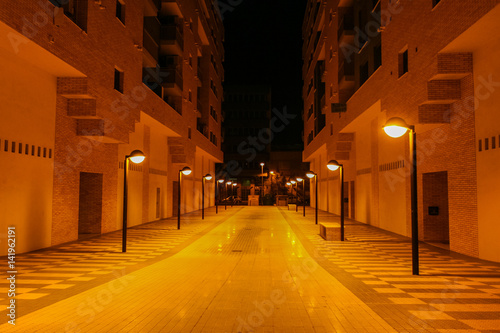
[221,0,306,148]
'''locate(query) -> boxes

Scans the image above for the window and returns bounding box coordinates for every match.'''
[189,54,192,67]
[360,61,369,85]
[374,44,382,70]
[398,49,408,77]
[210,105,218,122]
[116,0,125,25]
[114,68,124,93]
[51,0,88,31]
[188,90,192,102]
[210,132,217,146]
[188,128,191,139]
[432,0,441,8]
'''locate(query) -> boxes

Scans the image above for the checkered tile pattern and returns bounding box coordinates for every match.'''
[280,208,500,333]
[0,208,239,318]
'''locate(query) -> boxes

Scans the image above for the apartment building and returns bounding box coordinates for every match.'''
[0,0,224,255]
[302,0,500,262]
[221,85,271,198]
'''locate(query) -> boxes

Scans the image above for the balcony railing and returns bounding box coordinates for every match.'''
[160,24,184,53]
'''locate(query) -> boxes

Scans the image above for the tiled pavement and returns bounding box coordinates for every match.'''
[279,207,500,333]
[0,206,242,320]
[0,206,499,332]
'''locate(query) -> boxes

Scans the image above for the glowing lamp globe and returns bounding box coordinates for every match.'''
[128,150,145,164]
[383,117,410,138]
[327,160,340,171]
[181,167,192,175]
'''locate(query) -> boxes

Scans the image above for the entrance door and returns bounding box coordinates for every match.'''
[156,188,161,219]
[350,181,355,219]
[343,181,349,218]
[78,172,103,235]
[422,171,449,243]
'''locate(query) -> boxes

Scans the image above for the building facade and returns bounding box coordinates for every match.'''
[0,0,224,256]
[221,85,271,199]
[303,0,500,262]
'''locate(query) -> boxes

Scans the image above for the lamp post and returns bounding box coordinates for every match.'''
[225,181,231,210]
[291,180,297,204]
[232,183,237,207]
[217,179,224,214]
[260,162,265,205]
[306,171,318,225]
[122,150,145,253]
[202,174,212,219]
[383,117,419,275]
[178,166,192,230]
[327,160,345,241]
[270,171,275,202]
[296,177,303,213]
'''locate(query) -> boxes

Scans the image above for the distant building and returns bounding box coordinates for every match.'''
[0,0,224,255]
[221,85,271,200]
[303,0,500,262]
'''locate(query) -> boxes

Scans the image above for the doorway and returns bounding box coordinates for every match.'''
[156,188,161,219]
[78,172,103,236]
[350,181,355,219]
[343,181,349,218]
[422,171,450,243]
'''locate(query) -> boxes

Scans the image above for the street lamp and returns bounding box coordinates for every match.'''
[226,181,232,210]
[291,180,297,204]
[178,166,192,230]
[232,182,237,207]
[216,179,225,208]
[270,171,275,201]
[122,150,145,252]
[306,171,318,225]
[296,177,303,213]
[327,160,345,241]
[383,117,419,275]
[217,179,225,212]
[202,174,212,219]
[261,163,265,203]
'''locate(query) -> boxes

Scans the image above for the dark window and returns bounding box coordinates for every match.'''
[360,61,369,85]
[37,146,41,157]
[4,140,7,151]
[114,69,124,93]
[188,90,192,102]
[116,1,125,25]
[432,0,441,8]
[479,139,482,152]
[11,141,15,153]
[398,49,408,77]
[485,138,489,150]
[374,44,382,70]
[25,144,29,155]
[492,136,496,149]
[55,0,88,31]
[188,128,191,139]
[18,143,22,154]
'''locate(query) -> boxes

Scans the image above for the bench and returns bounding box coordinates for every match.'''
[319,222,341,241]
[288,204,296,210]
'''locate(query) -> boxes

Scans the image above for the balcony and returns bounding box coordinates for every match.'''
[142,67,163,97]
[337,8,355,45]
[160,24,183,56]
[143,17,160,64]
[338,60,355,90]
[161,0,182,17]
[160,67,183,96]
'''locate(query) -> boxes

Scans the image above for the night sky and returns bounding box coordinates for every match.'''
[221,0,306,148]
